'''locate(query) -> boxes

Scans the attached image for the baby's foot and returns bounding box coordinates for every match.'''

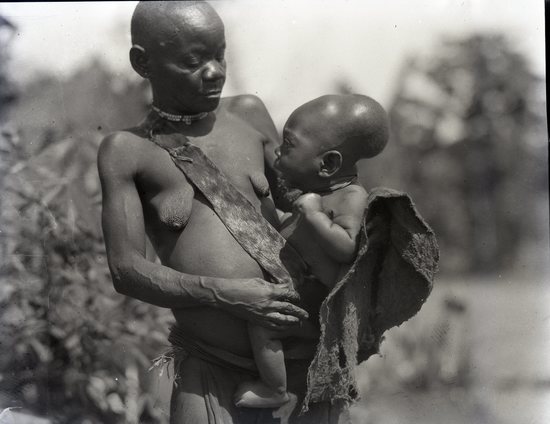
[234,380,290,408]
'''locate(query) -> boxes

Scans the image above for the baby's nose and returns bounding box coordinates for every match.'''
[274,146,281,157]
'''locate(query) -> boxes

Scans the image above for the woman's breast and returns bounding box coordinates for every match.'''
[149,184,194,232]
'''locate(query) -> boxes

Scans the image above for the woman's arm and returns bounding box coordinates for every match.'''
[98,133,307,330]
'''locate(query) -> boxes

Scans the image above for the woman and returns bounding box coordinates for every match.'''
[98,2,348,423]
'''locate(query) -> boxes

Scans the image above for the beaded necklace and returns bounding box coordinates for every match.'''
[151,105,208,125]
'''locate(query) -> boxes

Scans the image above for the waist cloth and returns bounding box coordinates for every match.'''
[153,326,349,424]
[157,325,258,377]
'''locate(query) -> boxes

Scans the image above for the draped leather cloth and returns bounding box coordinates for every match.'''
[302,187,439,411]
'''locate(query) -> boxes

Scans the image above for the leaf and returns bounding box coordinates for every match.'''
[0,282,15,303]
[29,339,52,363]
[49,325,66,339]
[86,377,108,411]
[64,334,80,350]
[2,304,25,325]
[106,392,126,414]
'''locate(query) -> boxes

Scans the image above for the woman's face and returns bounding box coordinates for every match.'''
[147,14,226,115]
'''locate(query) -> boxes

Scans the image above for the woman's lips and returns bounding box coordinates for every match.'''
[204,89,222,98]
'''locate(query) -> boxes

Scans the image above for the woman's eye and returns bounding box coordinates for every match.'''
[216,48,226,61]
[183,56,201,67]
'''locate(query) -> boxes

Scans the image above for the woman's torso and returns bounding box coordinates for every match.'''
[134,103,278,356]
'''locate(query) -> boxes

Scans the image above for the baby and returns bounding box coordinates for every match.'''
[234,94,389,408]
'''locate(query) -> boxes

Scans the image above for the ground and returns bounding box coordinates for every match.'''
[350,275,550,424]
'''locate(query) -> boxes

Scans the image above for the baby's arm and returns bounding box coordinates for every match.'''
[295,187,368,263]
[276,209,293,224]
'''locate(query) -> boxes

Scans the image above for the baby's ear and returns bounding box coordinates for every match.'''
[319,150,342,178]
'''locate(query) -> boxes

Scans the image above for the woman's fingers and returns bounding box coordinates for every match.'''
[272,285,300,303]
[267,311,298,324]
[270,299,308,320]
[237,279,308,327]
[282,302,309,320]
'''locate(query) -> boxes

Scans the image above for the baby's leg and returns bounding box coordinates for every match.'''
[234,323,290,408]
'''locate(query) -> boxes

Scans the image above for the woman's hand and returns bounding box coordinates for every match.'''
[213,277,309,331]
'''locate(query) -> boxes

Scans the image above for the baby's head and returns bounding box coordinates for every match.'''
[275,94,389,190]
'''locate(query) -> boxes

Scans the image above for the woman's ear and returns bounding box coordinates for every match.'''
[130,45,150,79]
[319,150,343,178]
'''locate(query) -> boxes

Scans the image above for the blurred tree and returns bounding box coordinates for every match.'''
[374,34,547,274]
[0,14,19,274]
[0,15,17,121]
[10,58,149,157]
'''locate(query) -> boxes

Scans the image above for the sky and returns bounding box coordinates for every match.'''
[0,0,545,128]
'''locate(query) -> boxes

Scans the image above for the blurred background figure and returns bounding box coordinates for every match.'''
[0,1,547,423]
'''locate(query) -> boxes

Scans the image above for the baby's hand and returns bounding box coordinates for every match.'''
[293,193,322,215]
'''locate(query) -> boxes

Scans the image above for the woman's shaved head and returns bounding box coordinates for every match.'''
[131,1,222,50]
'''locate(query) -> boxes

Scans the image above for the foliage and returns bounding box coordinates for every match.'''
[10,57,150,158]
[0,60,171,421]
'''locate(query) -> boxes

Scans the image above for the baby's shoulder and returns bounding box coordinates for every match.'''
[327,183,367,202]
[324,184,368,215]
[343,183,367,196]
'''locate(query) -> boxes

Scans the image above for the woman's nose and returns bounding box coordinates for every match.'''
[203,60,225,81]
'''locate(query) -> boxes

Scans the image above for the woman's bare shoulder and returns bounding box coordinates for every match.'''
[222,94,267,114]
[221,95,276,137]
[97,128,157,177]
